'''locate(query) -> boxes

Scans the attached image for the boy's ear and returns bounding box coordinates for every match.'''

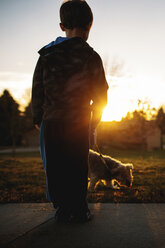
[87,22,93,31]
[60,23,66,31]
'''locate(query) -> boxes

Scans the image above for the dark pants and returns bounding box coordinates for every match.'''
[43,120,89,214]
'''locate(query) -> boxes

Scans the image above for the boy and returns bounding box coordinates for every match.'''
[32,0,108,222]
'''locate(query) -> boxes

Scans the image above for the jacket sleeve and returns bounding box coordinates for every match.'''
[89,53,109,128]
[31,56,44,125]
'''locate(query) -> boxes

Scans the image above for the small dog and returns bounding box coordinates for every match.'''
[88,149,133,191]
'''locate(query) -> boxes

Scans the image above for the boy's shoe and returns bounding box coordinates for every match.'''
[54,207,72,223]
[72,209,93,223]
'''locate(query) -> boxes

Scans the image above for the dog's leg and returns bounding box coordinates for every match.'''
[88,176,98,191]
[111,179,120,189]
[105,180,120,189]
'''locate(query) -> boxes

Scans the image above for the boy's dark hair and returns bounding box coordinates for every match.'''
[60,0,93,30]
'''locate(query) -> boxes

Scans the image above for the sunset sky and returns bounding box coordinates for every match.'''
[0,0,165,121]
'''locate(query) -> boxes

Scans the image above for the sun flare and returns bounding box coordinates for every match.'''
[101,74,165,122]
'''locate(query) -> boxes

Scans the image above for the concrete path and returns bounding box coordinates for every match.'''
[0,203,165,248]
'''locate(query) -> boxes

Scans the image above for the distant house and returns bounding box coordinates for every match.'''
[145,121,161,151]
[163,135,165,150]
[22,128,39,147]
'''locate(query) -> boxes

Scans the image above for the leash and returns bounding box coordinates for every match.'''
[94,143,110,171]
[90,126,110,171]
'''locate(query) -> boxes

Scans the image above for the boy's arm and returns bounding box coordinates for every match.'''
[31,56,44,127]
[90,53,109,129]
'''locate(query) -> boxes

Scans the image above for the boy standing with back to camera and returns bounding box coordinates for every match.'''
[32,0,108,222]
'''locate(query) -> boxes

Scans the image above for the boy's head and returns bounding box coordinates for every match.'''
[60,0,93,32]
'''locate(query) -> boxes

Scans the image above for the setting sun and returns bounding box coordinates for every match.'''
[101,93,135,122]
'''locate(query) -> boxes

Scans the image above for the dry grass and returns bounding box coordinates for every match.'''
[0,149,165,203]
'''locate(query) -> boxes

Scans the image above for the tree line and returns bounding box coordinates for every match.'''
[0,89,33,147]
[98,103,165,150]
[0,89,165,149]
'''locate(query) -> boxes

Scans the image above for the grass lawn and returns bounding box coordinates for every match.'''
[0,148,165,203]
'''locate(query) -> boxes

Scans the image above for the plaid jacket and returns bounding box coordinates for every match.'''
[32,37,108,125]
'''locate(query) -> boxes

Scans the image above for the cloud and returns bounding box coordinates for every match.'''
[0,71,32,86]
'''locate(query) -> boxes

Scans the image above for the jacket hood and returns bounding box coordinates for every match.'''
[38,37,94,57]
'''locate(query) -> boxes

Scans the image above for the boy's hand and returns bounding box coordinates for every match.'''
[35,124,40,131]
